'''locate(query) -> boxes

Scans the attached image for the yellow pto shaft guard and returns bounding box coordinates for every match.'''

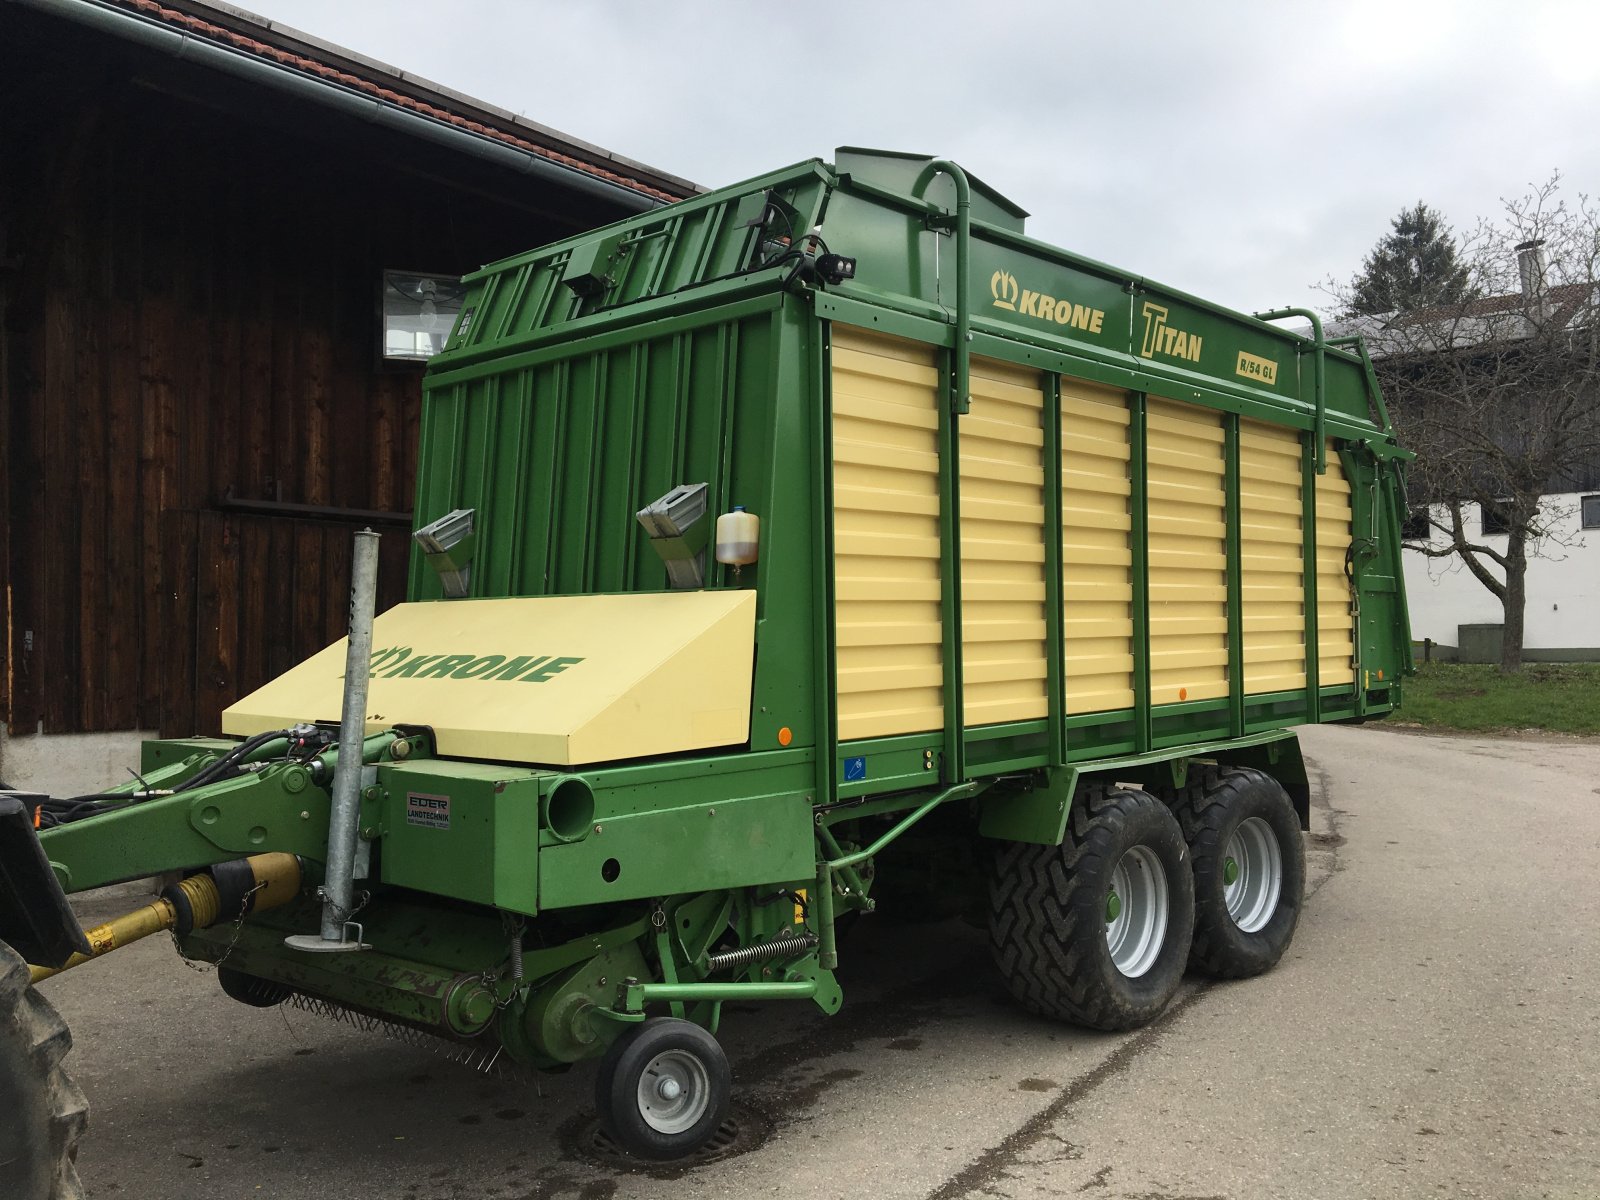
[28,853,301,985]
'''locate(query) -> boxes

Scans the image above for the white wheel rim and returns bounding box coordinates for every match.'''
[635,1049,711,1135]
[1105,844,1169,978]
[1223,816,1283,934]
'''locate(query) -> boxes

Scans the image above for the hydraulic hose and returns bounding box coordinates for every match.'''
[29,728,294,829]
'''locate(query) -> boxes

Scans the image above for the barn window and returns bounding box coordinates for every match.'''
[382,271,465,360]
[1582,494,1600,530]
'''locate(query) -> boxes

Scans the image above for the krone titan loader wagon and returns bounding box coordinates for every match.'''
[1,149,1412,1185]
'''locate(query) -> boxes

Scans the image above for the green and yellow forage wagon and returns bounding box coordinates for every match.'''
[2,149,1412,1180]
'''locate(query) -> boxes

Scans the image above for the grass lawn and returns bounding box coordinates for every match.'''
[1393,661,1600,736]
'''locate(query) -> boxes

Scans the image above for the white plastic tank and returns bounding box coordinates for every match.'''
[715,505,760,566]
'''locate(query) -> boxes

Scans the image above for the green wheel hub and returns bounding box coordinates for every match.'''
[1223,857,1240,886]
[1105,891,1122,922]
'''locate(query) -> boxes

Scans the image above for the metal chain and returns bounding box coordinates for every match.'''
[344,888,372,923]
[169,879,268,974]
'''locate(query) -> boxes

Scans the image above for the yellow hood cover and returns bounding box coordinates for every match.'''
[222,591,757,766]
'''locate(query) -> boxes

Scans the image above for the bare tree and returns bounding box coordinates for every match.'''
[1326,175,1600,672]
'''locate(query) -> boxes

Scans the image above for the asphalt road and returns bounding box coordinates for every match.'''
[41,724,1600,1199]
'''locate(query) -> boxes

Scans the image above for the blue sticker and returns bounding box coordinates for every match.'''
[843,756,867,782]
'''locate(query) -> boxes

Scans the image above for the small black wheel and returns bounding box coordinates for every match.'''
[217,966,292,1008]
[989,784,1195,1031]
[1,942,88,1200]
[1171,767,1305,978]
[595,1017,730,1160]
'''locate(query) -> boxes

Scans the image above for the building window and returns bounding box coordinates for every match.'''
[1402,506,1431,540]
[1479,500,1512,536]
[382,271,465,361]
[1582,494,1600,529]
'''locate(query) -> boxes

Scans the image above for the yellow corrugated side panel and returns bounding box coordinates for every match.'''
[222,592,756,766]
[1146,397,1229,704]
[1061,379,1134,714]
[960,356,1049,725]
[1314,443,1357,686]
[1239,419,1307,695]
[831,325,944,740]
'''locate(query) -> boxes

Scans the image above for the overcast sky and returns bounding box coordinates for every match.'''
[250,0,1599,316]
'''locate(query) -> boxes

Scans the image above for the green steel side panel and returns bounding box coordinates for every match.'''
[376,761,544,917]
[1339,443,1412,691]
[834,147,1030,233]
[537,792,814,910]
[979,765,1073,845]
[411,312,780,602]
[180,891,525,1028]
[410,301,824,761]
[438,161,831,361]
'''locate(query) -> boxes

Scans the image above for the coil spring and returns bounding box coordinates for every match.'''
[704,933,818,974]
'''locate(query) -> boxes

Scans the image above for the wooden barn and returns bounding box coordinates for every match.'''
[0,0,695,786]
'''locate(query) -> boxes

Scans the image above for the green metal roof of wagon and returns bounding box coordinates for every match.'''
[429,148,1403,457]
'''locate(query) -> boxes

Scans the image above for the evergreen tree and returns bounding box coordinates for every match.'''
[1348,202,1475,316]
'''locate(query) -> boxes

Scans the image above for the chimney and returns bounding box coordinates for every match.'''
[1515,238,1548,304]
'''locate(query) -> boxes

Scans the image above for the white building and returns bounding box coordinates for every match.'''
[1404,493,1600,659]
[1322,240,1599,661]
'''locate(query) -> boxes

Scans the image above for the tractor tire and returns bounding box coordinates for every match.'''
[595,1017,730,1160]
[217,966,292,1008]
[1167,766,1305,979]
[0,942,88,1200]
[988,784,1194,1031]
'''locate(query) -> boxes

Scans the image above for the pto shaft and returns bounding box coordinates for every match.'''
[28,853,300,984]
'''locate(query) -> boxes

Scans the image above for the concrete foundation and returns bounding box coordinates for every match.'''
[0,725,154,797]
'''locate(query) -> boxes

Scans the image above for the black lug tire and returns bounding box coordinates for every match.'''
[217,966,293,1008]
[1169,766,1305,979]
[0,942,88,1200]
[595,1017,730,1161]
[988,784,1195,1031]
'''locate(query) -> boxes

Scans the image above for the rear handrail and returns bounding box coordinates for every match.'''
[1255,306,1328,473]
[912,159,973,415]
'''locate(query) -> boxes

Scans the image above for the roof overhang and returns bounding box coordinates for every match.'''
[12,0,699,212]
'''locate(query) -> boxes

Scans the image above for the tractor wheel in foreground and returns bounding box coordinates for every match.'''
[217,966,292,1008]
[989,784,1195,1031]
[1,941,88,1200]
[595,1017,730,1160]
[1171,767,1305,979]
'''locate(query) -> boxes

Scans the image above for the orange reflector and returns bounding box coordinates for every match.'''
[777,726,793,747]
[34,806,42,830]
[1376,669,1384,680]
[1178,687,1188,702]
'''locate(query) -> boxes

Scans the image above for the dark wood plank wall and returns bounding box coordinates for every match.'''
[1,20,607,738]
[159,513,412,736]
